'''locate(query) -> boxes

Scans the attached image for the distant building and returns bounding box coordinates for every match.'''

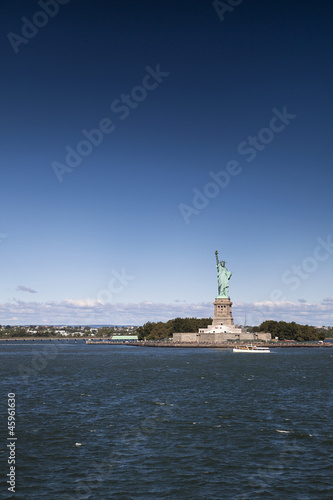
[111,334,138,341]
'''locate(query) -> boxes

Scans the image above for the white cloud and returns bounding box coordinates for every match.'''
[0,299,212,325]
[0,298,332,326]
[233,299,333,326]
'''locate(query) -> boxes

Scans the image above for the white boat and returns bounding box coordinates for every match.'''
[233,344,270,353]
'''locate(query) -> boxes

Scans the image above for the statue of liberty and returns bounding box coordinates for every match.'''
[215,250,232,298]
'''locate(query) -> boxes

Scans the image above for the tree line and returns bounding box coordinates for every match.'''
[253,320,326,341]
[137,317,212,340]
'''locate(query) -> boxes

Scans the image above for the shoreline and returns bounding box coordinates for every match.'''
[0,337,91,341]
[0,338,332,349]
[127,341,333,349]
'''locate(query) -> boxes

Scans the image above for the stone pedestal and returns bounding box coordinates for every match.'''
[212,298,234,326]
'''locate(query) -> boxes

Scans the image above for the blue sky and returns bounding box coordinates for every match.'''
[1,0,332,325]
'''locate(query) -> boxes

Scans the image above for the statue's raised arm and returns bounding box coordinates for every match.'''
[215,250,219,266]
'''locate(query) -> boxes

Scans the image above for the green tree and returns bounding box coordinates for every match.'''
[148,322,170,340]
[137,321,157,340]
[137,317,212,340]
[259,320,324,341]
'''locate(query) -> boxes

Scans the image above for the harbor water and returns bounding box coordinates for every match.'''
[1,341,332,499]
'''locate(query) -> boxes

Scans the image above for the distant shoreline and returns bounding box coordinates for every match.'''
[0,337,89,341]
[127,341,333,349]
[1,338,332,349]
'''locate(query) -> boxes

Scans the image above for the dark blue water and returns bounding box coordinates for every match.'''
[1,341,332,499]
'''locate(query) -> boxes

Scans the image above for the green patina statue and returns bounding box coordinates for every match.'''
[215,250,232,298]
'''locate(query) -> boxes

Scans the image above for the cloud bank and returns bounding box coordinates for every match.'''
[235,298,333,327]
[0,298,332,326]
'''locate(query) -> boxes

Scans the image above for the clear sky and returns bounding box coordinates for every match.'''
[1,0,332,326]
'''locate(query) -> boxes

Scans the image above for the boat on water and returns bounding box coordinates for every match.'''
[233,344,270,353]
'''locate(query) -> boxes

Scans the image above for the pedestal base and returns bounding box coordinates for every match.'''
[212,298,234,326]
